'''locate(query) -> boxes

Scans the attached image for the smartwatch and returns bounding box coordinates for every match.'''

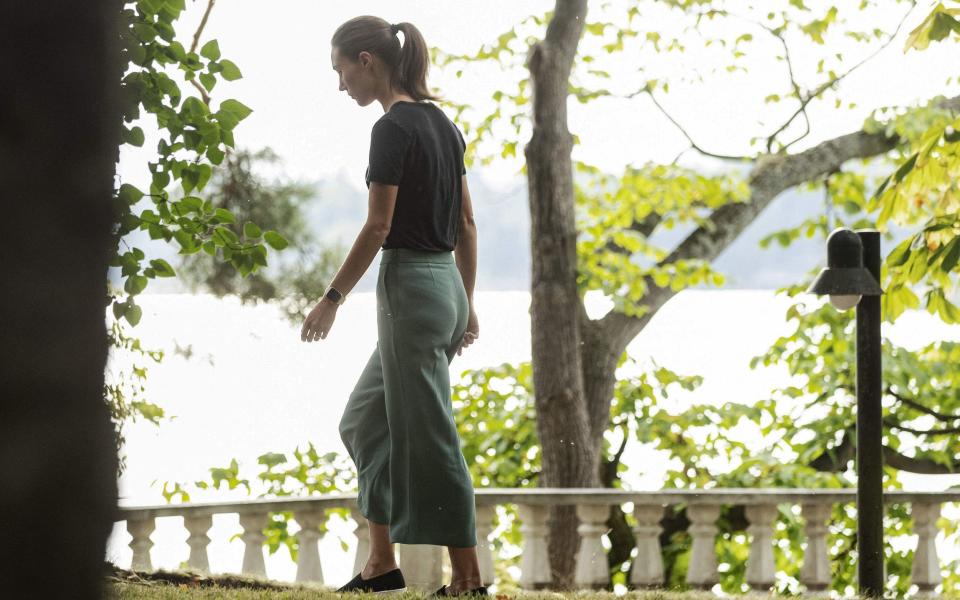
[323,285,346,306]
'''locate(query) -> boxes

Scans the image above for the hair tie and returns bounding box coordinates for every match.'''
[390,23,400,35]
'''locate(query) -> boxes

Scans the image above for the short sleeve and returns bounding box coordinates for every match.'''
[367,119,411,186]
[455,124,466,175]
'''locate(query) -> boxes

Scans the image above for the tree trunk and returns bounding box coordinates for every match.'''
[0,3,121,598]
[524,0,594,590]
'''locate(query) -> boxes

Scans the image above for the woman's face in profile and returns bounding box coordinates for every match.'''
[331,46,376,107]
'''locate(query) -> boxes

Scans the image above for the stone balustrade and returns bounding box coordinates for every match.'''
[114,488,959,593]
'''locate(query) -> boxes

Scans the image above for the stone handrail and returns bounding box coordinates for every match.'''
[114,487,960,593]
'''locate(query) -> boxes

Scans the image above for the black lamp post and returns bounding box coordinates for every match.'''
[807,227,885,597]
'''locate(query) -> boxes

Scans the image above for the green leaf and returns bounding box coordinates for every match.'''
[219,98,252,121]
[132,23,157,42]
[173,229,194,251]
[940,238,960,273]
[124,274,148,295]
[196,164,212,190]
[149,258,176,277]
[126,126,145,147]
[244,221,262,238]
[886,236,913,267]
[871,174,892,200]
[118,183,144,205]
[199,72,216,92]
[214,207,236,223]
[206,145,225,165]
[125,303,143,326]
[179,196,204,213]
[263,230,288,250]
[213,225,239,246]
[893,152,918,183]
[219,59,243,81]
[252,244,268,267]
[200,39,221,61]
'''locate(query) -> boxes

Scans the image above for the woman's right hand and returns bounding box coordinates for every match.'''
[457,305,479,356]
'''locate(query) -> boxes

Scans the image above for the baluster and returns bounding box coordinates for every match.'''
[685,504,720,590]
[294,508,325,583]
[911,502,942,592]
[518,504,550,590]
[799,502,831,591]
[183,513,212,573]
[475,504,496,586]
[574,504,610,590]
[397,543,443,592]
[630,504,664,589]
[127,516,155,572]
[745,504,777,591]
[239,512,268,578]
[348,507,371,576]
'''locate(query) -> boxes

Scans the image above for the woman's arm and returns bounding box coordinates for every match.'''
[301,182,395,342]
[454,174,477,304]
[326,182,397,300]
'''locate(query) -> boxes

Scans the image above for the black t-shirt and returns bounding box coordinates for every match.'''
[365,100,466,251]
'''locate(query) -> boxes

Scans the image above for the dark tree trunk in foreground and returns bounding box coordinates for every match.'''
[0,3,121,598]
[524,0,594,590]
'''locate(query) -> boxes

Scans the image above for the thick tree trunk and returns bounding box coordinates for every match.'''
[524,0,594,590]
[0,3,121,598]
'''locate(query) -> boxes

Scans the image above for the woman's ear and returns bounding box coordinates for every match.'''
[358,50,373,69]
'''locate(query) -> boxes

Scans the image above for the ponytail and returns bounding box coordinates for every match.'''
[331,16,442,102]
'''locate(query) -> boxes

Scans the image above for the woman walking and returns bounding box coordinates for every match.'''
[300,15,485,597]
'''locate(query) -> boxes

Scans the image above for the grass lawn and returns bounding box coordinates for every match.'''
[104,567,768,600]
[107,581,769,600]
[105,567,957,599]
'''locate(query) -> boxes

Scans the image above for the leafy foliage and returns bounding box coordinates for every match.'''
[105,0,291,475]
[175,147,346,325]
[574,161,749,318]
[103,317,166,476]
[162,445,357,561]
[112,0,286,326]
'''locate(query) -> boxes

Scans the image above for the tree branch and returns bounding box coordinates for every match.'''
[187,0,216,106]
[887,387,960,422]
[624,86,751,161]
[808,428,855,472]
[775,1,919,153]
[883,446,960,475]
[592,93,960,355]
[600,211,663,254]
[883,418,960,436]
[189,0,216,53]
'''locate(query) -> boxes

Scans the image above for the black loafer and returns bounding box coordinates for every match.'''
[432,583,489,597]
[336,567,407,594]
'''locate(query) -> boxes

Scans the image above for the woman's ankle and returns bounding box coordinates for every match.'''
[449,574,483,588]
[362,558,399,577]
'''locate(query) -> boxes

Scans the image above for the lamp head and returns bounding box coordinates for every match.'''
[806,227,883,310]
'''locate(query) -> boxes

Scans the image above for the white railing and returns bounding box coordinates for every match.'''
[114,488,960,593]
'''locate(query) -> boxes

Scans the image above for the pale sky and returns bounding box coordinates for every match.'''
[117,0,959,197]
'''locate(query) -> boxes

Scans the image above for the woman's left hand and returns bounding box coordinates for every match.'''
[301,298,338,342]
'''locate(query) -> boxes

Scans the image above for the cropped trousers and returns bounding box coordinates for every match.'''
[338,247,477,547]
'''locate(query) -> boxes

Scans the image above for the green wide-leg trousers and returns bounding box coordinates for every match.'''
[338,247,476,547]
